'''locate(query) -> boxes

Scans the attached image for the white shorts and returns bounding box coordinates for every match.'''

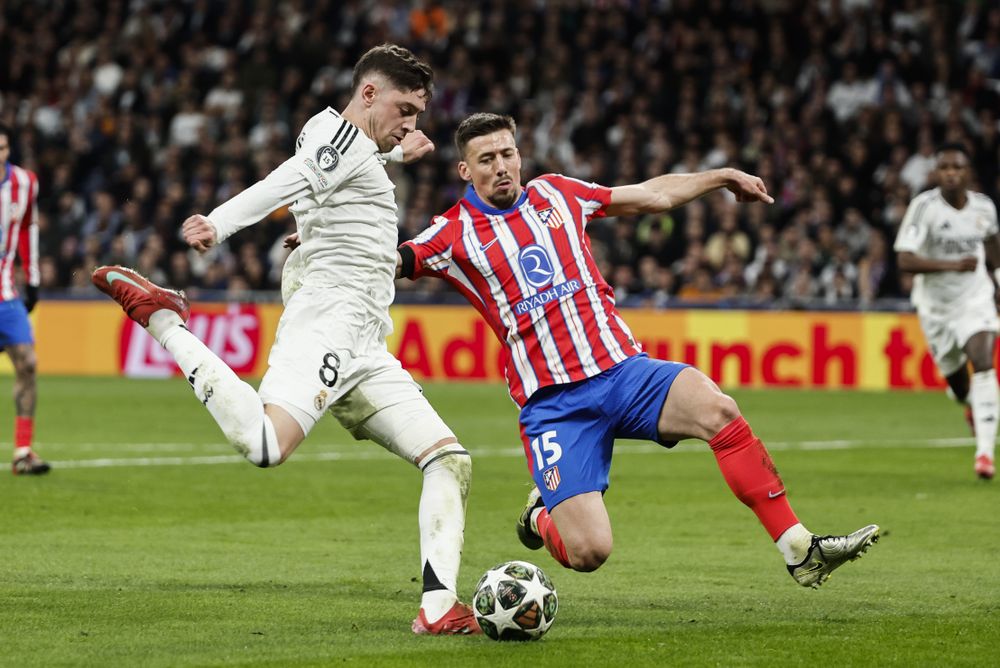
[919,297,1000,377]
[258,285,454,465]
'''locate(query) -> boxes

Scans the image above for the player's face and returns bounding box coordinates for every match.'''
[367,81,428,153]
[936,150,969,194]
[0,135,9,165]
[459,130,522,210]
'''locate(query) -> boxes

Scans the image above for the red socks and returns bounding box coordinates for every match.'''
[535,508,571,568]
[708,416,798,540]
[14,416,33,449]
[536,416,797,564]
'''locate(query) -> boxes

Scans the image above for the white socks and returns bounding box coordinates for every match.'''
[776,523,813,565]
[971,370,999,460]
[418,447,471,621]
[149,310,281,467]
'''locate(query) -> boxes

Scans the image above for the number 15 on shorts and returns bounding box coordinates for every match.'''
[530,430,562,470]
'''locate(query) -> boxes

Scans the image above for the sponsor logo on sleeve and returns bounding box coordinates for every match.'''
[302,157,330,189]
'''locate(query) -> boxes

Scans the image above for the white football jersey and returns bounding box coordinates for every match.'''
[286,107,398,334]
[894,188,999,313]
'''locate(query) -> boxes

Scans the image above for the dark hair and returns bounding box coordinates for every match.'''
[454,113,517,157]
[936,142,970,160]
[351,44,434,100]
[0,123,11,142]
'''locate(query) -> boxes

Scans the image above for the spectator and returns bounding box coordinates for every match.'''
[0,0,995,309]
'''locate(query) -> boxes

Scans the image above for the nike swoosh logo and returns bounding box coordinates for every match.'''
[106,271,150,294]
[479,238,499,252]
[768,489,786,499]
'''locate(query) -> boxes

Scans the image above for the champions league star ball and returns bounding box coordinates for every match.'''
[473,560,558,641]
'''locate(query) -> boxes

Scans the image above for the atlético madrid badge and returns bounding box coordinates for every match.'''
[543,466,561,492]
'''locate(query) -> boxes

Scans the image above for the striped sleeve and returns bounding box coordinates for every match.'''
[401,214,456,279]
[16,170,39,287]
[543,174,613,226]
[980,195,998,235]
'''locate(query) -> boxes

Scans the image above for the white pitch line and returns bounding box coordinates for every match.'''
[11,436,977,470]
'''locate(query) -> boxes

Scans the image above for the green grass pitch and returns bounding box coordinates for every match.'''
[2,377,998,666]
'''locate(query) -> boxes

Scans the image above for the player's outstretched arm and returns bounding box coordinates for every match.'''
[186,159,312,253]
[605,167,773,217]
[896,251,977,274]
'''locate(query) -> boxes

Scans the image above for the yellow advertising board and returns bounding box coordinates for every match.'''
[0,301,959,390]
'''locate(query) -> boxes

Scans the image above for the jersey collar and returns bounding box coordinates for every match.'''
[464,184,527,215]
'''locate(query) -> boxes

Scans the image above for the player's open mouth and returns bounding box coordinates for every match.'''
[496,179,512,189]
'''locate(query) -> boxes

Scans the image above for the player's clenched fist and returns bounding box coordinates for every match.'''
[401,130,435,164]
[182,214,218,253]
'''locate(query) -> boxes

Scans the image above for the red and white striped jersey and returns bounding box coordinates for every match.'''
[403,174,641,406]
[0,162,39,302]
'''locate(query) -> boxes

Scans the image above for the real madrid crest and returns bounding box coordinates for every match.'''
[314,389,328,411]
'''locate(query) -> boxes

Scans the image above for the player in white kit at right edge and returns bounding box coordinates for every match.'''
[894,143,1000,480]
[92,44,480,635]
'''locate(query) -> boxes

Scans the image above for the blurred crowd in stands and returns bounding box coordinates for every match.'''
[1,0,999,308]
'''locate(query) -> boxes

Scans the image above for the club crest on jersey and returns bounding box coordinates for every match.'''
[518,245,555,288]
[316,145,339,172]
[314,389,328,412]
[543,466,561,492]
[536,206,564,230]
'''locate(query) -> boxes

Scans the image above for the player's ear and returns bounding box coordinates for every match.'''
[360,81,378,107]
[457,161,472,182]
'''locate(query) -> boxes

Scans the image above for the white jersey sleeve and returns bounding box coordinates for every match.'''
[208,160,310,243]
[289,109,370,195]
[893,192,932,254]
[980,195,999,235]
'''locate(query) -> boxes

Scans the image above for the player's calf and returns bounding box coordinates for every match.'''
[544,491,613,572]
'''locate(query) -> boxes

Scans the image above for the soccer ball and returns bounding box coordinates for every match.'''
[473,560,558,641]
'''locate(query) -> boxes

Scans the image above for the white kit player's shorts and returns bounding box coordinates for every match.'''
[918,295,1000,377]
[258,284,454,466]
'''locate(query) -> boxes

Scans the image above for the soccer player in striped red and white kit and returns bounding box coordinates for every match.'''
[398,113,879,588]
[0,123,48,475]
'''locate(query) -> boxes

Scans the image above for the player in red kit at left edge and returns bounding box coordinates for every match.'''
[0,123,48,475]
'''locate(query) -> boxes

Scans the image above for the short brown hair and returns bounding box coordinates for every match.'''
[454,113,517,157]
[352,44,434,100]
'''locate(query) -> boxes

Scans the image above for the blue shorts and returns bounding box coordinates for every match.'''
[0,298,33,350]
[518,353,688,510]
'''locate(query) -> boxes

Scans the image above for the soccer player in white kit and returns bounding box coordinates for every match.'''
[92,44,480,634]
[894,143,1000,480]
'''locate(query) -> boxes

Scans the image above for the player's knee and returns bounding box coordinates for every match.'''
[568,539,612,572]
[231,415,286,469]
[700,392,740,437]
[422,443,472,499]
[12,351,36,379]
